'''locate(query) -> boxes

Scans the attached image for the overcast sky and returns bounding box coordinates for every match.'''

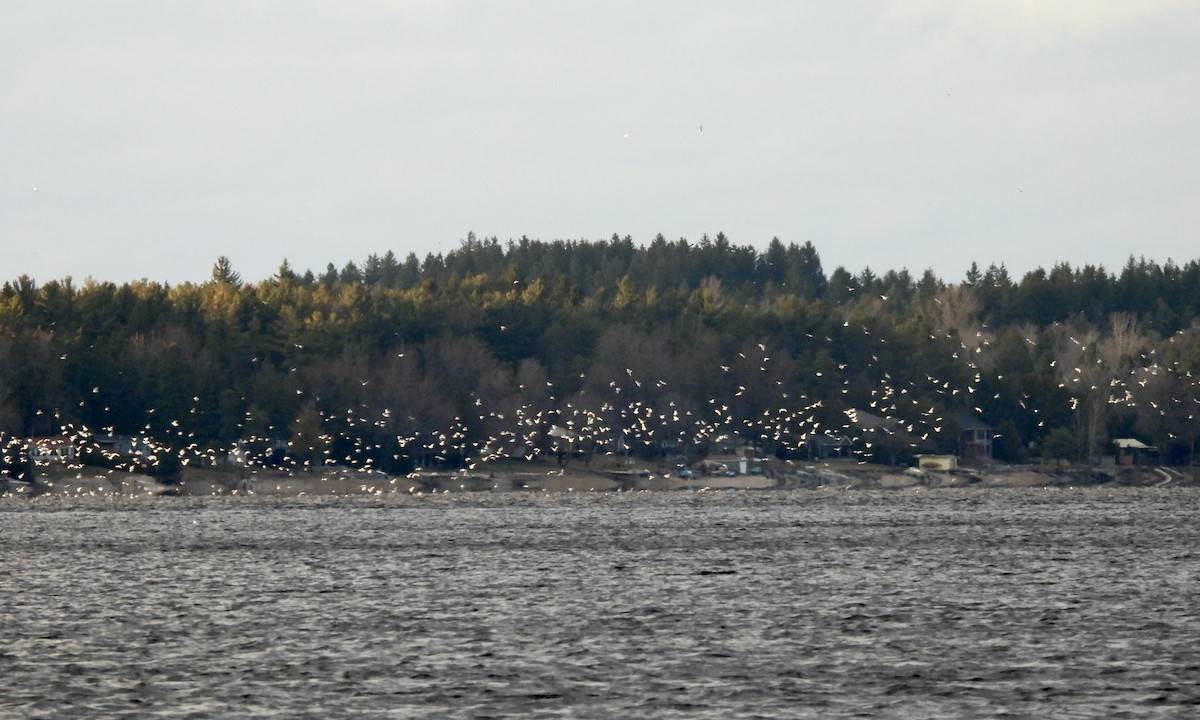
[4,1,1199,286]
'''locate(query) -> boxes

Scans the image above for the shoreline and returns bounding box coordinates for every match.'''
[5,459,1197,498]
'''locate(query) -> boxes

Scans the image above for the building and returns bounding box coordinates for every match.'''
[846,408,936,463]
[806,433,851,460]
[709,433,756,457]
[956,413,994,466]
[1113,438,1157,466]
[27,437,76,463]
[94,434,134,456]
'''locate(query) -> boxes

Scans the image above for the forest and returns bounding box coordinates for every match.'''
[4,232,1200,482]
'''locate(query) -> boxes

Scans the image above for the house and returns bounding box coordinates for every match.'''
[846,408,935,459]
[806,433,851,460]
[956,413,994,466]
[94,434,134,456]
[27,437,76,463]
[709,433,756,457]
[846,408,902,434]
[1113,438,1156,466]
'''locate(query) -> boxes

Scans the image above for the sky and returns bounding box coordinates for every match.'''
[3,1,1199,286]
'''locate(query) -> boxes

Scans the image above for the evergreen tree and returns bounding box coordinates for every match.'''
[211,256,242,287]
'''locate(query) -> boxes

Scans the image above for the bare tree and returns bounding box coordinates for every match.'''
[1051,314,1148,462]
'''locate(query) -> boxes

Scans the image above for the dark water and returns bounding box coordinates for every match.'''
[2,488,1199,719]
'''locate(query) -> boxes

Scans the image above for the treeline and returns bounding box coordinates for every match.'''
[3,233,1200,479]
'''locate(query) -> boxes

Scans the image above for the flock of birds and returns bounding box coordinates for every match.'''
[6,313,1200,495]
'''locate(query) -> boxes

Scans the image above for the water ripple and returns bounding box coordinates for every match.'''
[2,488,1198,718]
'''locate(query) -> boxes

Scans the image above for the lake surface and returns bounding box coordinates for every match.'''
[2,488,1199,718]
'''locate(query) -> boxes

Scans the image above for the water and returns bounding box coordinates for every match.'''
[2,488,1198,718]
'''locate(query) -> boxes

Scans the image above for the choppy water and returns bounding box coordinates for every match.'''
[2,488,1199,719]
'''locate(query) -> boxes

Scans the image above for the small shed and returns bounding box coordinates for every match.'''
[1113,438,1157,466]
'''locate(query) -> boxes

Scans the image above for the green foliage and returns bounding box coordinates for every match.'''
[5,239,1200,472]
[1041,427,1081,462]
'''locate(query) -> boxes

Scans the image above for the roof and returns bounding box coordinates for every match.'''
[808,433,850,447]
[1113,438,1155,450]
[955,412,993,431]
